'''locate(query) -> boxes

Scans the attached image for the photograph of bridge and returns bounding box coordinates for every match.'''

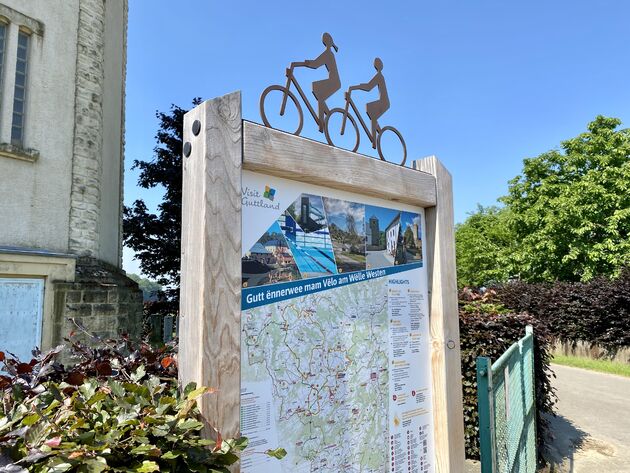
[279,194,338,278]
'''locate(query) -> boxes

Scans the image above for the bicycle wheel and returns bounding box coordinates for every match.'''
[324,108,360,152]
[377,126,407,166]
[259,85,304,135]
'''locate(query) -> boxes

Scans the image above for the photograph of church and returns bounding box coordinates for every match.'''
[364,205,401,269]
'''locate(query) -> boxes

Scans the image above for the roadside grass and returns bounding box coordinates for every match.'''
[346,254,367,263]
[552,354,630,378]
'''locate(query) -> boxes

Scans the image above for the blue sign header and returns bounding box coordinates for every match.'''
[242,262,422,310]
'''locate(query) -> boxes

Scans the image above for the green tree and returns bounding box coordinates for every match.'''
[258,232,284,244]
[127,273,162,302]
[123,99,202,316]
[455,205,514,287]
[502,116,630,282]
[403,226,416,249]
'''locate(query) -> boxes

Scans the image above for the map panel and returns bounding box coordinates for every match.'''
[242,279,389,472]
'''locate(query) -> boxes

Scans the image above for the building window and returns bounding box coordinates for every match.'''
[11,30,29,147]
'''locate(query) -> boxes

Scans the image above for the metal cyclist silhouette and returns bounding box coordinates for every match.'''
[260,34,407,166]
[325,57,407,166]
[260,32,340,135]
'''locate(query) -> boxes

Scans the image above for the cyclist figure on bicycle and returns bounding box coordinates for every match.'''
[349,57,390,148]
[291,32,340,132]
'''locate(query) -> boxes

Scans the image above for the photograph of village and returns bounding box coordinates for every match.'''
[242,221,301,287]
[364,207,423,268]
[323,197,367,273]
[365,205,400,268]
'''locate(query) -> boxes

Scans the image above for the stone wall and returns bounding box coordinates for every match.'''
[68,0,105,258]
[53,257,142,345]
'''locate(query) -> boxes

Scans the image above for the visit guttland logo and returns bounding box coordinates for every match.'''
[263,185,276,201]
[242,185,280,210]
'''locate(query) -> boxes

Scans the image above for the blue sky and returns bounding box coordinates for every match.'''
[123,1,630,275]
[365,206,401,234]
[400,212,420,234]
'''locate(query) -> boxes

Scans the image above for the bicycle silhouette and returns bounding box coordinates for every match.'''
[260,32,339,136]
[260,74,407,166]
[259,65,323,136]
[259,35,406,166]
[324,88,407,166]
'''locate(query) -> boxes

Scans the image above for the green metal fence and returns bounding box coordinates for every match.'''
[476,326,537,473]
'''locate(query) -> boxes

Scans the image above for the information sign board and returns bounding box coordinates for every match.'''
[179,92,465,473]
[239,171,434,472]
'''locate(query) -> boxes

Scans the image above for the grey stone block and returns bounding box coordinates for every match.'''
[107,290,119,303]
[65,303,93,317]
[65,291,83,304]
[92,303,117,316]
[83,290,108,303]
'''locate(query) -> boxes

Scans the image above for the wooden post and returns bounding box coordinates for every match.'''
[179,92,243,440]
[413,156,466,473]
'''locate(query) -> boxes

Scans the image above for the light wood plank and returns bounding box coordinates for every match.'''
[179,103,204,405]
[413,156,466,473]
[179,92,242,443]
[243,121,436,207]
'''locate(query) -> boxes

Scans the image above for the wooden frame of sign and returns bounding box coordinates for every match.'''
[179,91,465,473]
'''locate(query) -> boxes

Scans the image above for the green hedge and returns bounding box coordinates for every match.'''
[459,289,556,460]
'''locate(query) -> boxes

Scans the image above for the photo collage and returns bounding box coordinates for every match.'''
[242,194,423,288]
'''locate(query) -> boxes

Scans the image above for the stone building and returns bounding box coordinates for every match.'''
[0,0,142,360]
[368,215,380,247]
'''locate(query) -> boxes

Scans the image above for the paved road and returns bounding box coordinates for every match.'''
[366,250,393,268]
[543,364,630,472]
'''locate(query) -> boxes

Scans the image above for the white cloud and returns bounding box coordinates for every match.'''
[323,197,365,223]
